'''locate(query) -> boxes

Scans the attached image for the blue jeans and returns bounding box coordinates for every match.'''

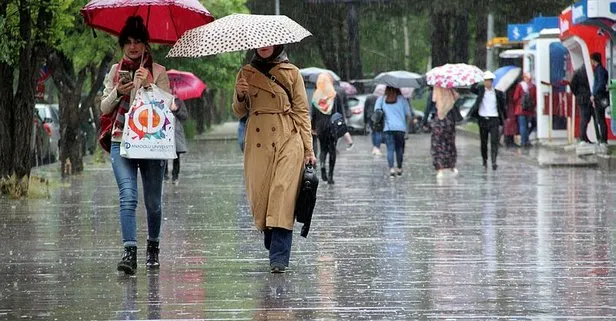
[517,115,535,146]
[371,130,383,148]
[111,142,165,247]
[238,117,247,152]
[384,131,405,168]
[264,228,293,267]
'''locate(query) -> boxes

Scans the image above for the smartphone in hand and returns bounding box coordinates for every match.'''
[119,70,132,84]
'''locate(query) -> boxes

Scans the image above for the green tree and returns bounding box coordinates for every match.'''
[0,0,55,197]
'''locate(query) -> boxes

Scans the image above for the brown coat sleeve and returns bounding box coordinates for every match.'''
[232,68,249,119]
[288,68,313,157]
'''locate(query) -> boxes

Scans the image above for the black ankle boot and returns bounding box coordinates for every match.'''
[146,240,160,269]
[321,167,327,182]
[328,166,335,184]
[117,246,137,275]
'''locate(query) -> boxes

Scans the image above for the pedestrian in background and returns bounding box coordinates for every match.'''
[503,81,519,148]
[431,86,461,178]
[363,94,383,155]
[233,45,316,273]
[513,72,537,147]
[469,71,506,170]
[165,95,188,185]
[312,72,343,184]
[569,66,593,144]
[590,52,609,145]
[422,87,436,132]
[375,86,411,177]
[100,16,172,274]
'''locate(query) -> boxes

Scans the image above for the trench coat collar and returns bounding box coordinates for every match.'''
[241,63,295,95]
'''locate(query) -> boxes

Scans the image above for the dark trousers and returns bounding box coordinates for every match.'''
[318,134,337,176]
[479,117,500,165]
[164,153,181,180]
[264,228,293,267]
[579,104,592,141]
[384,131,405,169]
[594,104,608,143]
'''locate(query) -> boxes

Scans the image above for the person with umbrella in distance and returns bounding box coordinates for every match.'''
[311,72,344,184]
[100,16,173,275]
[374,86,412,177]
[233,45,316,273]
[469,71,506,170]
[164,93,189,185]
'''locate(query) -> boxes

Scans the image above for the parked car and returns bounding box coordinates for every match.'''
[35,103,60,161]
[31,112,52,166]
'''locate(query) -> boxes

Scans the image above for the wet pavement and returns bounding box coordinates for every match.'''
[2,132,616,320]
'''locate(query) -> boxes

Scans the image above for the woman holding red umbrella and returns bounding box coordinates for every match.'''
[100,16,172,275]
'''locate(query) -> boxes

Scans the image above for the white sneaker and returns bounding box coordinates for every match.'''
[451,168,458,176]
[436,170,445,179]
[346,143,354,151]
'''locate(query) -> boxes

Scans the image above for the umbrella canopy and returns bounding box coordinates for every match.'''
[167,14,312,57]
[340,81,357,95]
[373,84,414,99]
[494,65,522,92]
[167,69,207,101]
[426,63,484,88]
[81,0,214,45]
[374,70,424,89]
[300,67,341,83]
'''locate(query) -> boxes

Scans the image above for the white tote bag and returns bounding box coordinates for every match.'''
[120,85,177,159]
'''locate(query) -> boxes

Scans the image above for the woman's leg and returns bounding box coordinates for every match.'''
[384,132,395,169]
[394,131,405,169]
[269,227,293,271]
[517,115,529,146]
[140,159,165,243]
[111,143,139,247]
[327,135,337,184]
[318,135,329,181]
[172,153,180,181]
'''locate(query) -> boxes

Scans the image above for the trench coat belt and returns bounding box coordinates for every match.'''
[250,110,298,133]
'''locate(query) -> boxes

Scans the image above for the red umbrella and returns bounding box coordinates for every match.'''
[167,69,207,100]
[81,0,214,45]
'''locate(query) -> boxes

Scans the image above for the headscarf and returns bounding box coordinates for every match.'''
[312,73,337,115]
[433,86,458,120]
[251,45,289,75]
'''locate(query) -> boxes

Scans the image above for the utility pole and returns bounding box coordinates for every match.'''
[275,0,280,15]
[347,2,362,80]
[486,13,494,71]
[403,16,410,71]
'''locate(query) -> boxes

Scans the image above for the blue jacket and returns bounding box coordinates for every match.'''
[593,64,608,97]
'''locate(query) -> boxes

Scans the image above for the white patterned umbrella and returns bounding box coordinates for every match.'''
[167,14,312,57]
[426,63,484,88]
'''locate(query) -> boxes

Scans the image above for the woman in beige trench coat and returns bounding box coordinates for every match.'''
[233,45,316,273]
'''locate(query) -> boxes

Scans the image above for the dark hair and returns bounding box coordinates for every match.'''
[591,52,602,64]
[385,86,401,103]
[118,16,150,48]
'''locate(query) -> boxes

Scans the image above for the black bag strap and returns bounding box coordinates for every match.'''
[250,63,293,106]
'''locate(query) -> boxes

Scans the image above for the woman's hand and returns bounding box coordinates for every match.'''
[236,77,249,101]
[117,81,134,96]
[135,67,151,87]
[304,152,317,166]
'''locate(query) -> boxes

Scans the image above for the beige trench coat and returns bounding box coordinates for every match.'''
[232,63,313,231]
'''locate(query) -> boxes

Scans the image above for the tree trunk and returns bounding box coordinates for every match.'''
[474,11,488,69]
[0,63,14,181]
[47,50,85,176]
[0,2,13,181]
[346,2,363,80]
[430,9,450,67]
[204,89,215,130]
[81,52,113,134]
[12,0,37,192]
[452,13,469,63]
